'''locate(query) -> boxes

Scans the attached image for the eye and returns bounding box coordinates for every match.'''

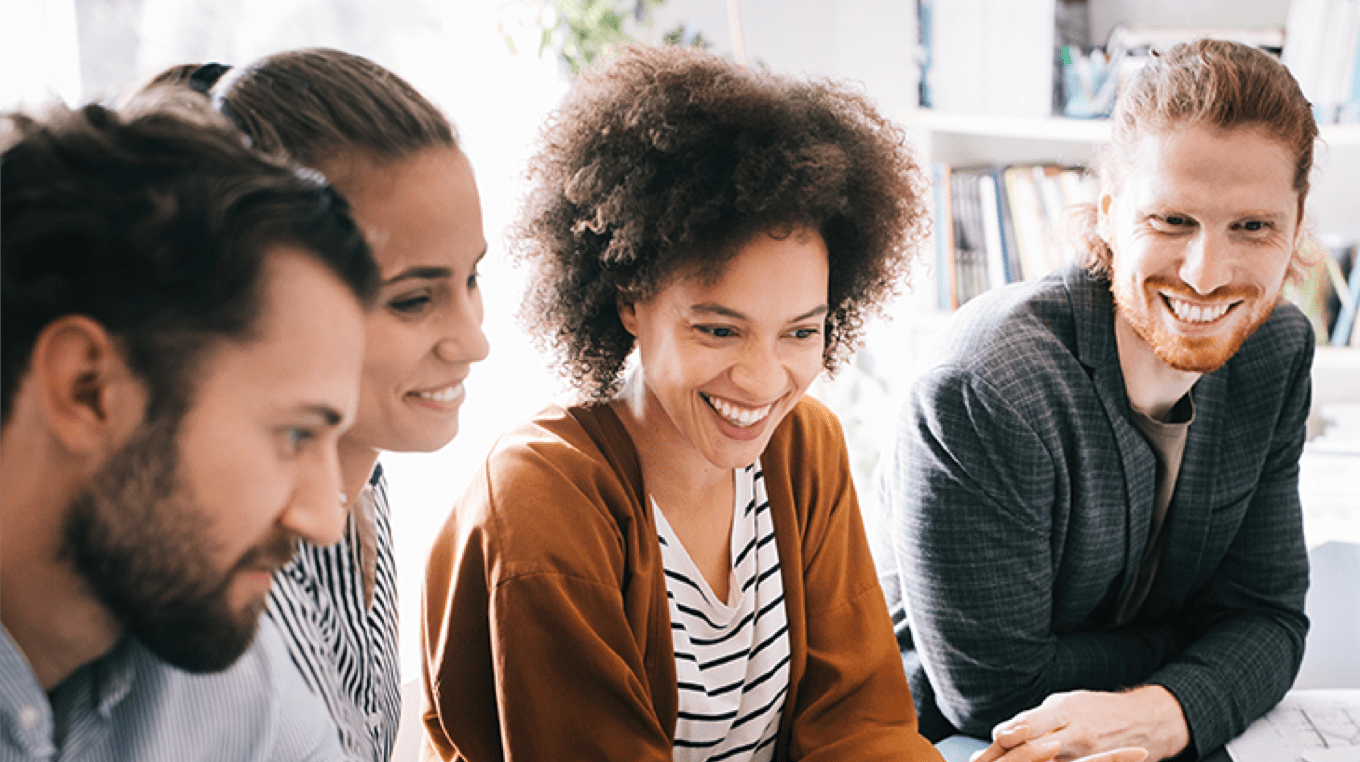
[1239,220,1270,232]
[280,427,316,456]
[1151,213,1194,231]
[388,292,432,315]
[696,325,738,338]
[790,327,822,340]
[467,268,481,290]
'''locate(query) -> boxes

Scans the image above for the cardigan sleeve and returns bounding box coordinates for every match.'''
[771,400,943,762]
[882,366,1184,736]
[421,423,672,762]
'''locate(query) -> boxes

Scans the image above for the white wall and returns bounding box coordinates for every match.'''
[649,0,920,115]
[1088,0,1291,44]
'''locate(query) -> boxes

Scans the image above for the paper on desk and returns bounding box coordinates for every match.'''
[1226,690,1360,762]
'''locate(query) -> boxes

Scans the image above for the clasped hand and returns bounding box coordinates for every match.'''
[968,686,1190,762]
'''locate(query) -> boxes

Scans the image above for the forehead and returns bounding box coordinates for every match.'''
[189,248,365,415]
[664,228,829,309]
[329,147,483,277]
[1113,124,1298,213]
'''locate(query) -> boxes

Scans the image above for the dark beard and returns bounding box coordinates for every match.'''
[60,415,297,673]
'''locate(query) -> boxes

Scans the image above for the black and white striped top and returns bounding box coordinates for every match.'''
[267,465,400,762]
[655,461,790,762]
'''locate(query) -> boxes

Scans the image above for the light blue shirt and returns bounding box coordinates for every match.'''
[0,615,341,761]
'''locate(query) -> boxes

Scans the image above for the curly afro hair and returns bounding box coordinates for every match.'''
[514,44,930,401]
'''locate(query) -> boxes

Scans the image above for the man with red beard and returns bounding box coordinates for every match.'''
[0,100,377,760]
[874,40,1316,762]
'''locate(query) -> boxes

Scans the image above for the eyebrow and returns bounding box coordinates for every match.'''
[383,266,452,286]
[1139,206,1292,221]
[295,404,344,427]
[382,248,488,286]
[690,303,829,322]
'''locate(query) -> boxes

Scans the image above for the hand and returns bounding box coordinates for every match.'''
[969,743,1146,762]
[969,686,1189,762]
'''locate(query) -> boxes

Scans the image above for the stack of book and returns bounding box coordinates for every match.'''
[933,163,1098,310]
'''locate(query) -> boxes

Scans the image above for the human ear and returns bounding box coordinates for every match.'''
[1097,192,1116,243]
[617,295,639,337]
[29,316,146,455]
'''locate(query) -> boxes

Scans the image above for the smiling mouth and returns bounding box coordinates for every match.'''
[1162,294,1239,324]
[412,383,464,404]
[701,393,773,428]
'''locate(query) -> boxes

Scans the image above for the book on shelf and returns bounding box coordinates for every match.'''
[934,162,1098,309]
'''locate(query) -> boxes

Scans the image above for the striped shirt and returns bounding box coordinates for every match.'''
[655,461,790,762]
[0,617,340,760]
[267,465,401,762]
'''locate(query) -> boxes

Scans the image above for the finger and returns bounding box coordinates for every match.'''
[1000,707,1067,740]
[984,737,1061,762]
[969,742,1005,762]
[1073,748,1148,762]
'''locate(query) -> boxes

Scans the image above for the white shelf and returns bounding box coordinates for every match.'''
[900,110,1111,142]
[903,109,1360,146]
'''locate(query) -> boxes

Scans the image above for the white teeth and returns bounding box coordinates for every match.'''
[416,384,463,403]
[704,394,772,428]
[1166,296,1232,324]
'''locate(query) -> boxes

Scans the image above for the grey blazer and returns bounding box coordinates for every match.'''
[875,265,1311,757]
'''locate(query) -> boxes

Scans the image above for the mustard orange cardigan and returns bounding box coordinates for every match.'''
[422,397,941,762]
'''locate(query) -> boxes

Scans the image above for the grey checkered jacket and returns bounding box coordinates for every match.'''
[875,264,1311,757]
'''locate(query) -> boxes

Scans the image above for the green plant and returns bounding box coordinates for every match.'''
[510,0,708,77]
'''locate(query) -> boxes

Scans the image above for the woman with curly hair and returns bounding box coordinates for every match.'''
[422,44,938,761]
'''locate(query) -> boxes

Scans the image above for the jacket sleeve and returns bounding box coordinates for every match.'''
[776,401,943,761]
[1146,337,1312,757]
[421,441,672,762]
[880,366,1184,736]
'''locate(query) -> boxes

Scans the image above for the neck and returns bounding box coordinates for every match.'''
[612,371,730,506]
[338,435,381,505]
[1,430,123,691]
[1114,310,1201,422]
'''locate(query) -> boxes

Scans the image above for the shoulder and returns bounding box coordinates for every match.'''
[117,621,340,760]
[1215,300,1314,408]
[769,396,846,451]
[447,403,643,586]
[925,269,1089,395]
[1231,301,1314,369]
[472,402,639,517]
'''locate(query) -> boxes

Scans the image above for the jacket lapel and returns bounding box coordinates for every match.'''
[1065,267,1157,610]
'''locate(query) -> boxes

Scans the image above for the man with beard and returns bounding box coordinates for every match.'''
[0,100,377,760]
[874,39,1316,762]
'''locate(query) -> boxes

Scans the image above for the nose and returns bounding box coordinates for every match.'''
[278,448,349,546]
[730,340,788,400]
[433,288,490,365]
[1179,231,1233,295]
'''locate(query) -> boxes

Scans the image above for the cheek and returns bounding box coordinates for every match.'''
[361,323,428,392]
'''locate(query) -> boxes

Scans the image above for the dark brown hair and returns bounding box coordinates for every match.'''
[515,44,930,401]
[2,99,378,424]
[1070,38,1318,278]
